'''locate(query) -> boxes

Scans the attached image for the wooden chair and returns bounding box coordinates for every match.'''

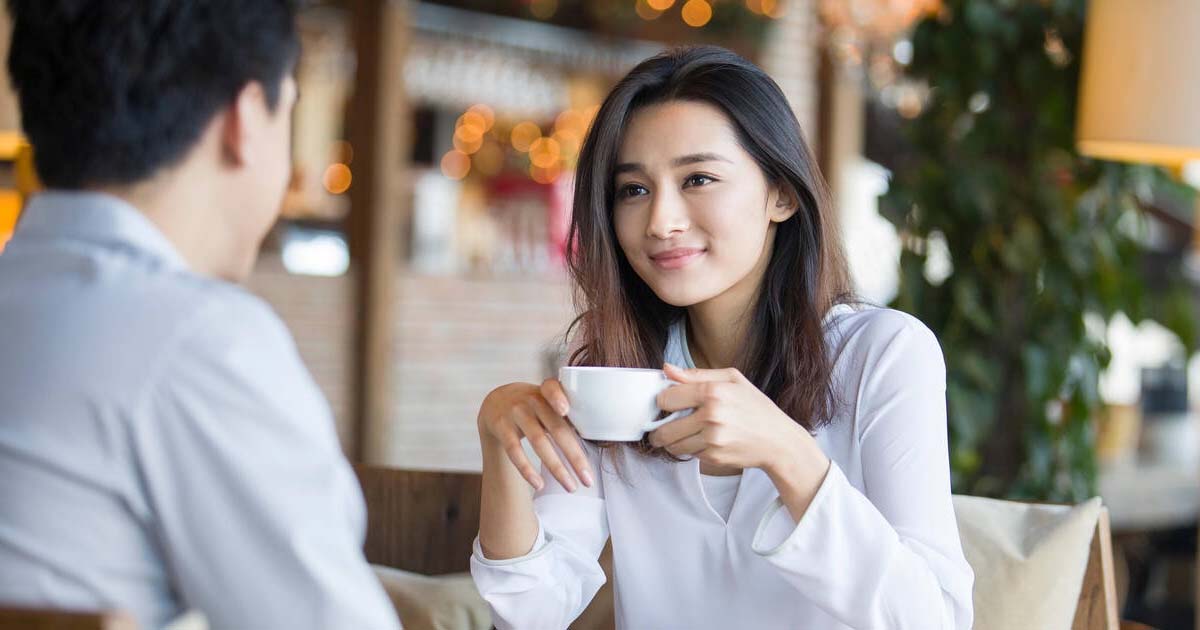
[0,608,136,630]
[1074,507,1123,630]
[355,464,482,575]
[354,465,1156,630]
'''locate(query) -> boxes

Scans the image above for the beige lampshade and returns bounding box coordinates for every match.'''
[1076,0,1200,166]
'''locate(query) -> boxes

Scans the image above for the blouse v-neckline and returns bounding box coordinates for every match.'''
[673,319,746,526]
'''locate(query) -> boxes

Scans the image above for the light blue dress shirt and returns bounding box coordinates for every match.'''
[0,191,400,630]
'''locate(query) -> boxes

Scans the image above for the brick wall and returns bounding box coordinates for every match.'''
[387,273,574,471]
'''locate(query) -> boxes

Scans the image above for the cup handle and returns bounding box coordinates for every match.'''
[643,409,690,433]
[644,375,690,432]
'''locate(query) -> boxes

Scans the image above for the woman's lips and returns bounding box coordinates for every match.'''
[649,248,706,270]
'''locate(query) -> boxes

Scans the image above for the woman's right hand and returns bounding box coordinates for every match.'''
[477,380,594,493]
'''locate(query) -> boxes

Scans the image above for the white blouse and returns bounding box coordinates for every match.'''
[471,305,974,630]
[700,473,741,522]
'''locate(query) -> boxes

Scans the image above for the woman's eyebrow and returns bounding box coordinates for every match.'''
[615,152,733,175]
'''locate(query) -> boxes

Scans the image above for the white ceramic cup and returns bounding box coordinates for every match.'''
[558,366,690,441]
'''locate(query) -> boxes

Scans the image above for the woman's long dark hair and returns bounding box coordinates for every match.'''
[566,45,852,456]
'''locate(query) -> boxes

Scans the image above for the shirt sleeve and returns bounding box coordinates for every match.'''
[749,313,974,630]
[470,443,609,630]
[131,291,401,630]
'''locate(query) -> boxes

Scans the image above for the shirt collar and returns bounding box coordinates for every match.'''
[13,190,190,271]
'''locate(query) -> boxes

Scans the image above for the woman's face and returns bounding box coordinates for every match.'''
[613,100,795,310]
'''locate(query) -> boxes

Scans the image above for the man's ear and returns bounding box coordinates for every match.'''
[768,183,801,223]
[219,82,268,168]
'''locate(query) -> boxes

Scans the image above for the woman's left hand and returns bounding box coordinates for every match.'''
[649,363,824,473]
[650,363,832,523]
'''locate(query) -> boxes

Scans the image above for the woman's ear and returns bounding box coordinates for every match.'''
[767,183,801,223]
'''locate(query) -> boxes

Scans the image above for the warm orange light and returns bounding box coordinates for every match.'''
[467,104,495,132]
[322,163,353,194]
[529,137,561,168]
[745,0,763,14]
[441,150,471,180]
[454,126,484,154]
[636,0,663,20]
[0,191,19,254]
[530,163,562,184]
[764,0,785,18]
[511,122,542,152]
[555,109,585,134]
[457,112,488,136]
[552,129,582,158]
[647,0,675,9]
[681,0,712,27]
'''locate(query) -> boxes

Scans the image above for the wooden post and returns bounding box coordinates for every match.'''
[346,0,412,464]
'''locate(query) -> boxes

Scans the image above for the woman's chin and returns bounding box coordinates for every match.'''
[647,284,719,309]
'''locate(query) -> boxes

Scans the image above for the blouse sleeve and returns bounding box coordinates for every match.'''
[748,312,974,629]
[470,443,610,630]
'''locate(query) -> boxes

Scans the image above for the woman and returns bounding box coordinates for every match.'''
[470,45,973,630]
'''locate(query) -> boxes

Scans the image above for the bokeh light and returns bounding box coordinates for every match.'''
[323,163,352,194]
[530,163,562,184]
[635,0,663,20]
[441,150,471,180]
[681,0,712,27]
[529,137,561,169]
[510,122,542,152]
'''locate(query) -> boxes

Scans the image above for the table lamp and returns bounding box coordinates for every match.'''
[1076,0,1200,166]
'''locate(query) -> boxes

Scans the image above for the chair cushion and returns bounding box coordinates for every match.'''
[953,495,1102,630]
[372,565,492,630]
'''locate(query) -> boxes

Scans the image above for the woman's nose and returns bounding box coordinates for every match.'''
[646,188,689,239]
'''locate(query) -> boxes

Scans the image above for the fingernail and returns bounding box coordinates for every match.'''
[582,470,595,487]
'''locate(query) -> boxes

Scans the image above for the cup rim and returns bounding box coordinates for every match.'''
[559,366,663,374]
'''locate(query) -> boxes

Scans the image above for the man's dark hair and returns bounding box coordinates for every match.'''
[6,0,300,189]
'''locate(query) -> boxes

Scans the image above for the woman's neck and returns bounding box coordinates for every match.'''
[686,305,746,370]
[685,228,776,370]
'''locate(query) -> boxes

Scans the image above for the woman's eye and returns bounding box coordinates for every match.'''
[683,174,715,188]
[618,183,648,199]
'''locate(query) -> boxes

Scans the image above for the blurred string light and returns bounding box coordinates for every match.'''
[746,0,786,18]
[636,0,664,21]
[440,103,604,185]
[819,0,941,118]
[631,0,780,25]
[681,0,713,27]
[323,163,353,194]
[821,0,939,67]
[441,149,471,180]
[510,121,542,152]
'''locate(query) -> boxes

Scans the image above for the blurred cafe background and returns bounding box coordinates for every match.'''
[0,1,1197,627]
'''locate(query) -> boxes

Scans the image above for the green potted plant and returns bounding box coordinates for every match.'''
[881,0,1197,501]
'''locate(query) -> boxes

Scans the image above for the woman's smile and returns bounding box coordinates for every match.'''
[649,247,707,270]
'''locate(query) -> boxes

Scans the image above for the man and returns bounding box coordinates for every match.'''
[0,2,401,628]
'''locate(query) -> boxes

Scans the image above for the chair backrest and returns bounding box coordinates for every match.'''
[352,467,1124,630]
[354,464,482,575]
[0,607,136,630]
[1072,507,1120,630]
